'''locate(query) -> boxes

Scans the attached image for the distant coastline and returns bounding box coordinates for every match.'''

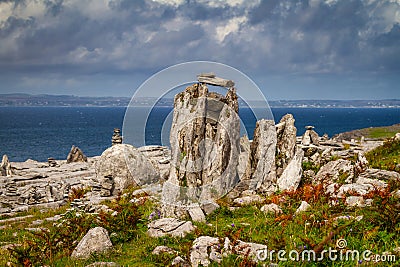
[1,94,400,108]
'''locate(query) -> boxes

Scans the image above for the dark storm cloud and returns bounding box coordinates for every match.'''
[0,0,399,98]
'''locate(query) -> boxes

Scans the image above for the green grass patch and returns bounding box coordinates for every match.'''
[366,139,400,172]
[367,127,399,139]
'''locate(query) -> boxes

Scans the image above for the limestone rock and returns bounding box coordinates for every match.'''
[188,205,206,222]
[85,262,119,267]
[138,145,171,181]
[295,201,311,213]
[315,159,354,184]
[357,168,400,181]
[190,236,221,267]
[201,201,220,216]
[243,119,277,193]
[71,227,113,259]
[327,183,375,198]
[395,132,400,141]
[172,256,190,266]
[260,203,282,215]
[301,126,320,146]
[276,114,297,177]
[95,144,159,194]
[346,196,366,207]
[233,240,268,262]
[197,73,235,87]
[356,177,387,188]
[67,145,87,163]
[237,135,250,179]
[1,155,13,176]
[277,147,304,191]
[163,84,240,215]
[233,194,264,206]
[147,218,195,238]
[152,246,177,255]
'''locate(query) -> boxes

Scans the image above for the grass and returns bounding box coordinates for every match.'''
[367,128,400,139]
[0,180,399,266]
[366,138,400,172]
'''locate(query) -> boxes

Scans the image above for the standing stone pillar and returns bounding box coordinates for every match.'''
[162,83,240,218]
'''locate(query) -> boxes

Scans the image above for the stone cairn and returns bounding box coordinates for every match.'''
[48,157,58,167]
[1,154,13,176]
[112,128,122,146]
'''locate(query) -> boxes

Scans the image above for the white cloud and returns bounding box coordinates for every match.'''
[215,16,247,43]
[63,0,114,20]
[68,46,104,63]
[0,2,13,25]
[198,0,260,8]
[151,0,186,7]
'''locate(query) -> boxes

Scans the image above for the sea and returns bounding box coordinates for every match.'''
[0,107,399,162]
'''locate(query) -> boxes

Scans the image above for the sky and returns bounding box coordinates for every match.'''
[0,0,399,100]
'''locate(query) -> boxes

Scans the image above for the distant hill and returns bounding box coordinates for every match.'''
[0,94,399,108]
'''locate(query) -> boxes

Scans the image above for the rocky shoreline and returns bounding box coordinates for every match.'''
[1,77,400,266]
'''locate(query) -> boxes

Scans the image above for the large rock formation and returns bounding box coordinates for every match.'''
[163,83,240,216]
[242,119,277,193]
[95,144,159,195]
[275,114,297,177]
[67,145,87,163]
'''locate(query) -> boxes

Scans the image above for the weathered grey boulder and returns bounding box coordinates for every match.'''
[163,84,240,215]
[1,155,13,176]
[95,144,159,194]
[233,194,264,206]
[67,145,87,163]
[138,145,171,181]
[301,126,320,146]
[152,246,177,255]
[295,201,311,213]
[233,240,268,262]
[277,147,304,191]
[172,256,190,266]
[315,159,354,184]
[356,177,387,188]
[71,227,113,259]
[201,201,220,216]
[357,168,400,181]
[147,218,195,238]
[190,236,221,267]
[260,203,282,215]
[243,119,277,193]
[395,132,400,141]
[326,183,375,197]
[276,114,297,177]
[188,204,206,222]
[346,196,367,207]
